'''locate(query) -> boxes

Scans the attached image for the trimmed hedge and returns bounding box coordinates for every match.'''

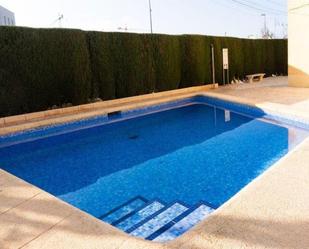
[111,33,155,98]
[87,32,116,100]
[0,27,287,117]
[0,27,91,116]
[152,34,181,91]
[180,35,210,88]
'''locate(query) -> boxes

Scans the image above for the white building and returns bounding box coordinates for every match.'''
[288,0,309,87]
[0,5,15,26]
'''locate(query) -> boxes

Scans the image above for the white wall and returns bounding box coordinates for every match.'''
[0,5,15,26]
[288,0,309,87]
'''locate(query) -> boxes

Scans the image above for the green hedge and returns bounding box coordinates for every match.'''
[111,33,155,98]
[152,34,181,91]
[87,32,116,100]
[0,27,91,116]
[180,35,210,88]
[0,27,287,117]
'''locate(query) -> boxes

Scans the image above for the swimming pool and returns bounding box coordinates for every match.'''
[1,96,308,242]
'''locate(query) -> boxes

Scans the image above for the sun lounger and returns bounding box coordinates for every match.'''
[245,73,265,83]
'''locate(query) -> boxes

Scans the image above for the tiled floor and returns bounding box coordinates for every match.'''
[1,77,309,249]
[214,76,309,114]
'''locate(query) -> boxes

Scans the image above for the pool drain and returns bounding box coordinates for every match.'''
[128,135,139,140]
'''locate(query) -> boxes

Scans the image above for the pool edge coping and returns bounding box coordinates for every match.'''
[0,84,218,136]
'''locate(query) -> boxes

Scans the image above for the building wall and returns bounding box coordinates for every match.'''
[288,0,309,87]
[0,5,15,26]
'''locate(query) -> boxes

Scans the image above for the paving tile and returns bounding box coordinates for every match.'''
[119,238,166,249]
[4,115,26,125]
[25,111,45,121]
[297,137,309,152]
[0,170,42,214]
[268,148,309,182]
[0,192,73,249]
[21,210,130,249]
[44,109,63,116]
[169,231,215,249]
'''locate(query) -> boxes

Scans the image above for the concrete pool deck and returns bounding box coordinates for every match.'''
[1,76,309,249]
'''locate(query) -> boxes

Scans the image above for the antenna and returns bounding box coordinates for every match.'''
[261,13,267,38]
[51,14,64,28]
[148,0,153,33]
[57,14,64,28]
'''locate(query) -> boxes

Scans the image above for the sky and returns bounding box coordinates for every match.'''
[0,0,287,38]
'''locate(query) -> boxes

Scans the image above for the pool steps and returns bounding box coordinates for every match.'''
[101,196,215,242]
[151,203,214,242]
[113,200,166,231]
[99,196,147,224]
[129,202,189,239]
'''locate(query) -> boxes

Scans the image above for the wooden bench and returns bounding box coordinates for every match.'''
[245,73,265,83]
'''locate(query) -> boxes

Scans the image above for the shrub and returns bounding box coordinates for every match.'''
[152,34,182,91]
[110,32,155,98]
[87,32,116,100]
[0,27,288,117]
[180,35,209,88]
[0,27,91,116]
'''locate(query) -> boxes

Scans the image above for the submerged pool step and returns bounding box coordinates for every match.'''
[129,202,189,239]
[100,197,216,241]
[151,203,215,242]
[99,196,148,224]
[113,200,166,231]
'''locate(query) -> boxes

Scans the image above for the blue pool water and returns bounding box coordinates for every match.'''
[0,98,308,219]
